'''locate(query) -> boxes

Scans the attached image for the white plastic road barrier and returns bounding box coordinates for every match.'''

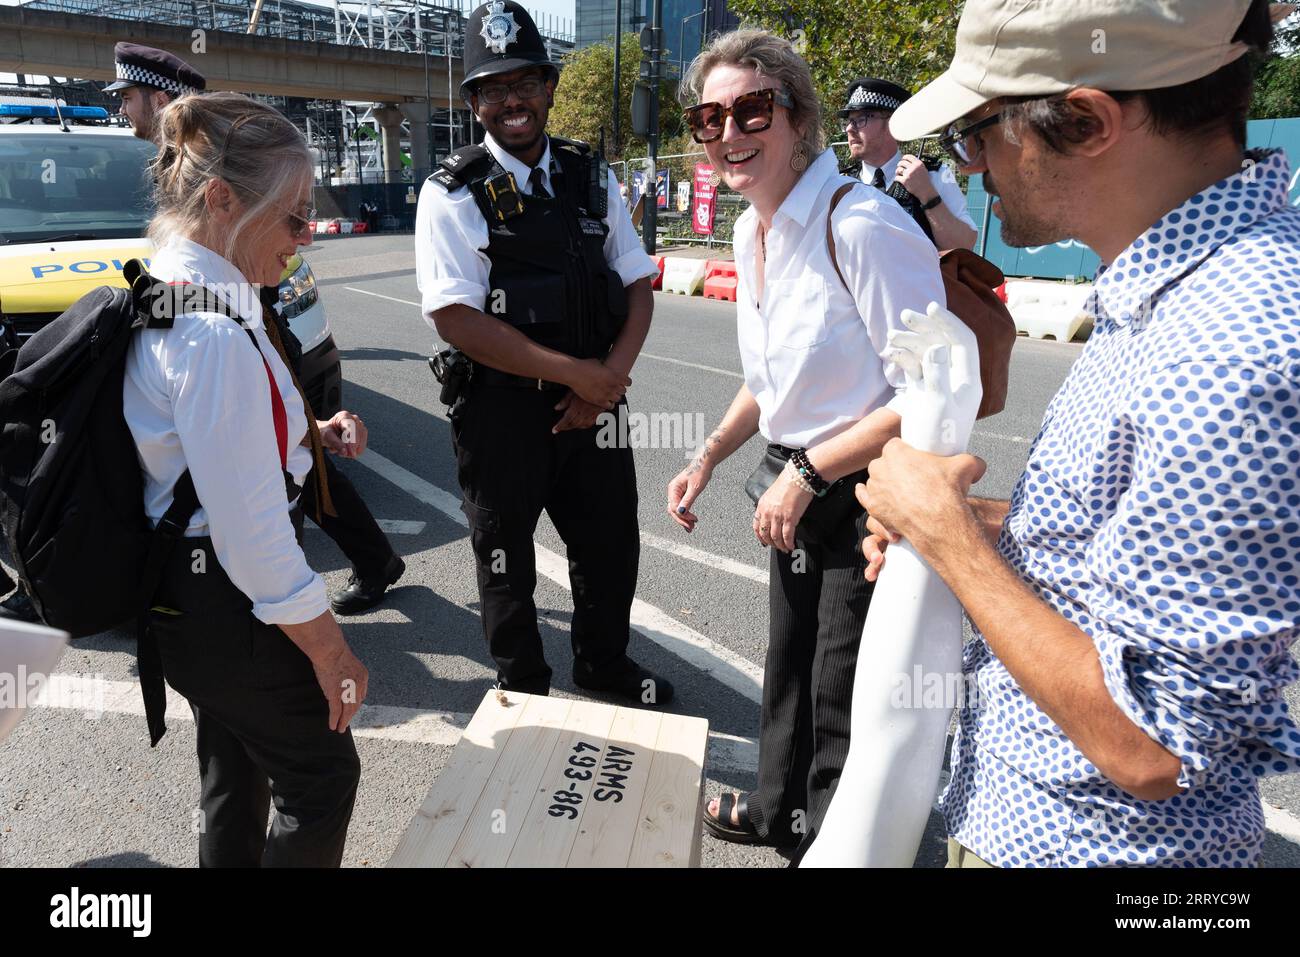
[1004,279,1094,342]
[801,302,981,869]
[340,219,354,234]
[661,257,707,296]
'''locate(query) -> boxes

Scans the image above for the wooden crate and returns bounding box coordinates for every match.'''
[388,691,709,868]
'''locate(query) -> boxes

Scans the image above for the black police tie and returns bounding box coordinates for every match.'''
[872,167,886,191]
[529,167,550,199]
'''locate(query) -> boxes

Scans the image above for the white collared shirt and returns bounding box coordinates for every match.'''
[122,237,327,625]
[861,150,977,230]
[734,149,946,448]
[415,133,658,325]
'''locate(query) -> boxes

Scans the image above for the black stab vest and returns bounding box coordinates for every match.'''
[430,138,628,361]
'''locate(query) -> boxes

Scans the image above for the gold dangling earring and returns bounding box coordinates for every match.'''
[708,169,722,188]
[790,140,810,173]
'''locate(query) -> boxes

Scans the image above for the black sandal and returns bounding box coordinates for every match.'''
[702,791,763,845]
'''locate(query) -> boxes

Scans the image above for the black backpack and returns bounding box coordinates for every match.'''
[0,260,232,638]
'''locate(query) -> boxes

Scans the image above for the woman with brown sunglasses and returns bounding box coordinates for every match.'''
[666,29,946,857]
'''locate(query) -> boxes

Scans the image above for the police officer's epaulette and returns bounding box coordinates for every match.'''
[429,145,494,191]
[548,136,591,156]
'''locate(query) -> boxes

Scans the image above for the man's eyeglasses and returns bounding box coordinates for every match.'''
[842,112,888,133]
[476,76,547,104]
[684,88,796,144]
[938,112,1002,168]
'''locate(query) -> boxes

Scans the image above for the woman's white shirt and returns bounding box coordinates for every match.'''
[122,237,327,625]
[733,148,946,449]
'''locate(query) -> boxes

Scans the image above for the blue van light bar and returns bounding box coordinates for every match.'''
[0,104,111,120]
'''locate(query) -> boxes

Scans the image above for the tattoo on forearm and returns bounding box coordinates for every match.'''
[687,429,727,473]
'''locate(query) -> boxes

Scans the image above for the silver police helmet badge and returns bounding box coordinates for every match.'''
[480,1,520,55]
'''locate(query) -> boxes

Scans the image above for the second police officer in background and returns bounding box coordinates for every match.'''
[415,1,673,704]
[838,78,978,251]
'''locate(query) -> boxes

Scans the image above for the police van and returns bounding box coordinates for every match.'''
[0,98,342,416]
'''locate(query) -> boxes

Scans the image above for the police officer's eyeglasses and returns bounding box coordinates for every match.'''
[476,76,547,104]
[938,112,1003,168]
[684,88,796,144]
[842,112,888,132]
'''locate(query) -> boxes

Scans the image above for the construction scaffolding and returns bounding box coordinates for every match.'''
[15,0,576,184]
[19,0,575,51]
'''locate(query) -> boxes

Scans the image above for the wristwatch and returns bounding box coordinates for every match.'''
[921,195,944,211]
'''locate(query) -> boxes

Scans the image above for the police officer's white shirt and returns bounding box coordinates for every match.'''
[860,149,977,230]
[415,133,658,326]
[122,236,328,625]
[734,148,946,449]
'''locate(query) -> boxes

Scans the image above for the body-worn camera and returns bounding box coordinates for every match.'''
[429,348,473,406]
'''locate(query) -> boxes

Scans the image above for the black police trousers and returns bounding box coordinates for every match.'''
[751,508,874,855]
[149,512,361,867]
[302,454,398,581]
[450,384,639,692]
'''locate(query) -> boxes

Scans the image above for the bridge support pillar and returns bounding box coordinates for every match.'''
[399,101,433,176]
[372,103,406,184]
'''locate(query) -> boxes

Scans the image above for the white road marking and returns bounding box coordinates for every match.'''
[342,286,421,308]
[32,675,758,773]
[639,352,745,379]
[640,531,768,586]
[352,449,766,703]
[308,518,426,535]
[973,431,1032,446]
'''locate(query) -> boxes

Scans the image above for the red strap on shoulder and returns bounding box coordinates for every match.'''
[260,356,289,469]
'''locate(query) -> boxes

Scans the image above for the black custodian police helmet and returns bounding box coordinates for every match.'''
[460,1,559,101]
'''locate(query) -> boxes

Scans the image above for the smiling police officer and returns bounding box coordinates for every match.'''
[415,1,671,704]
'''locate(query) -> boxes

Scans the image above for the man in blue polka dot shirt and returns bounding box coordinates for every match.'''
[860,0,1300,867]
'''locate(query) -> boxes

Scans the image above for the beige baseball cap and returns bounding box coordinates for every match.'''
[890,0,1255,142]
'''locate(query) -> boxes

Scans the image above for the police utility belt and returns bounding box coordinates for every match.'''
[429,348,566,402]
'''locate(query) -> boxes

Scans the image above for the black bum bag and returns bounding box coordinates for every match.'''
[744,444,866,546]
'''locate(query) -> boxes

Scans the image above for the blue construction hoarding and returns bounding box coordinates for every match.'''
[966,117,1300,280]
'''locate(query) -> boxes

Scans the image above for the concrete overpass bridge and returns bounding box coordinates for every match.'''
[0,4,486,176]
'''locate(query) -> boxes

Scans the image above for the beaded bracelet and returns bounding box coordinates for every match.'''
[784,460,818,496]
[790,448,831,497]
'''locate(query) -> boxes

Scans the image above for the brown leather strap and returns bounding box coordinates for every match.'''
[825,182,856,293]
[261,317,337,521]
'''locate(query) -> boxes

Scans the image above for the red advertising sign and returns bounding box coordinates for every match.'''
[692,164,717,236]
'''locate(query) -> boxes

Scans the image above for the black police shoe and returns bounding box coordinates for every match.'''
[573,658,675,707]
[0,585,41,624]
[328,555,405,616]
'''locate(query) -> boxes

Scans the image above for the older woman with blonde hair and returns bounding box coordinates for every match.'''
[126,91,368,867]
[667,29,945,854]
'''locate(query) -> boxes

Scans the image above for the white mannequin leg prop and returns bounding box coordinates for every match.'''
[801,303,981,868]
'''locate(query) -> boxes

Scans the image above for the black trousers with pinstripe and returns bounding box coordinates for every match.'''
[746,504,874,851]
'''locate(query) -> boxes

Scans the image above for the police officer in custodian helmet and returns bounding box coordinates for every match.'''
[414,1,673,704]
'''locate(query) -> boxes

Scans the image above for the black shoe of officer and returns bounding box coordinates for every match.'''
[0,586,41,624]
[328,555,405,616]
[573,658,675,707]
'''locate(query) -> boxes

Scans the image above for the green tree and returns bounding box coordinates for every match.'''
[1251,11,1300,119]
[549,33,684,162]
[727,0,962,148]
